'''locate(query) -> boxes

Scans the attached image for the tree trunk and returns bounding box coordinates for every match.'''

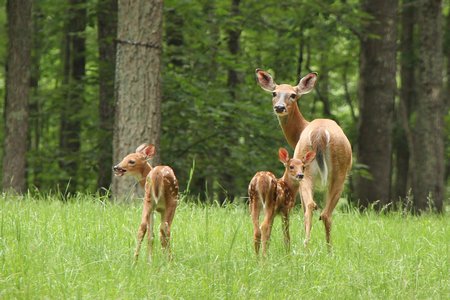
[394,0,416,205]
[355,0,398,210]
[220,0,241,203]
[112,0,163,200]
[59,0,86,196]
[96,0,117,194]
[2,0,32,193]
[412,0,445,213]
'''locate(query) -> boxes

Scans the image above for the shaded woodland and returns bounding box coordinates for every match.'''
[1,0,449,212]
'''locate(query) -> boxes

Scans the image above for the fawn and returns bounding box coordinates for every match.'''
[248,148,316,256]
[113,143,178,261]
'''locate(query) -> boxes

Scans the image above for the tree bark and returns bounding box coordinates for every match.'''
[96,0,117,193]
[220,0,242,203]
[59,0,86,196]
[112,0,163,200]
[412,0,445,213]
[355,0,398,210]
[394,0,416,205]
[2,0,32,193]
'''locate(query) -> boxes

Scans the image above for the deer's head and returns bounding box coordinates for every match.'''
[279,147,316,181]
[113,144,155,178]
[256,69,318,116]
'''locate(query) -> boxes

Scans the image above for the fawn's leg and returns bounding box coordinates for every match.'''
[250,195,261,255]
[134,200,150,261]
[260,205,275,257]
[281,212,290,253]
[160,201,176,260]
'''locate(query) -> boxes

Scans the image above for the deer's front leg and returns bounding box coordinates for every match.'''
[281,212,290,253]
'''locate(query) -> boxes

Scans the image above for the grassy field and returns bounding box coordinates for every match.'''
[0,193,448,299]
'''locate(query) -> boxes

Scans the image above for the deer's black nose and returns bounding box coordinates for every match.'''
[296,173,304,180]
[113,165,119,171]
[274,105,286,113]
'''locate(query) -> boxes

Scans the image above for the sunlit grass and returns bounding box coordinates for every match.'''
[0,193,448,299]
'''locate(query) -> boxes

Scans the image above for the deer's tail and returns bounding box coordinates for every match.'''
[309,128,330,186]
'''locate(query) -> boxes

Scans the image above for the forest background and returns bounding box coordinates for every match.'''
[1,0,449,213]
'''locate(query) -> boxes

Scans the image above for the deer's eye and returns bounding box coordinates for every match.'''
[272,92,277,97]
[289,165,294,170]
[128,160,135,165]
[290,93,296,99]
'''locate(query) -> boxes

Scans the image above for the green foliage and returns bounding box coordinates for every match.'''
[0,195,448,298]
[161,0,362,200]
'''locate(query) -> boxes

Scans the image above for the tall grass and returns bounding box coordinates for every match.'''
[0,193,448,299]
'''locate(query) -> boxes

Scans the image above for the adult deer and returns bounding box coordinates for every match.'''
[255,69,352,249]
[249,148,316,256]
[113,143,178,261]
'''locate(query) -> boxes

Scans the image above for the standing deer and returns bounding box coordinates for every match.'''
[249,148,316,256]
[113,143,178,261]
[255,69,352,249]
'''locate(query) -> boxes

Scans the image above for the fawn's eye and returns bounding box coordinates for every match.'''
[289,165,294,170]
[290,93,296,99]
[272,92,277,97]
[128,160,135,165]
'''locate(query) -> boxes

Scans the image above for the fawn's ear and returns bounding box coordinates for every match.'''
[143,144,156,158]
[295,72,318,95]
[278,147,290,164]
[256,69,276,92]
[135,143,148,153]
[302,151,316,165]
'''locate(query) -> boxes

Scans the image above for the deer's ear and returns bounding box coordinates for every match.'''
[295,72,318,95]
[303,151,316,165]
[143,144,156,158]
[256,69,276,92]
[135,143,148,153]
[278,147,290,164]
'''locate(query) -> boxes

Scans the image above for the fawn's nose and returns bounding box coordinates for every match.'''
[274,105,286,113]
[296,173,304,180]
[113,165,119,171]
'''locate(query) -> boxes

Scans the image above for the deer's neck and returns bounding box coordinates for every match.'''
[278,103,309,149]
[138,163,152,188]
[281,173,300,197]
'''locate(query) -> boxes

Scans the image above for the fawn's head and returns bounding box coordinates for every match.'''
[278,148,316,181]
[256,69,318,116]
[113,144,155,177]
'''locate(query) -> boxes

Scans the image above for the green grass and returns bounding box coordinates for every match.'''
[0,194,448,299]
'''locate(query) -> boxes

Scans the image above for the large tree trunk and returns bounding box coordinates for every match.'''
[59,0,86,196]
[412,0,445,213]
[355,0,398,210]
[112,0,163,199]
[394,0,416,205]
[2,0,32,193]
[96,0,117,193]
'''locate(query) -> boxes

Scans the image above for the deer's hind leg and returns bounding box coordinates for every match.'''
[320,172,346,250]
[249,193,261,255]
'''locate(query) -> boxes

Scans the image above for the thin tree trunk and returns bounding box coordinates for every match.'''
[96,0,117,194]
[220,0,241,203]
[2,0,32,193]
[112,0,163,200]
[59,0,86,196]
[412,0,444,213]
[395,0,416,206]
[355,0,398,210]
